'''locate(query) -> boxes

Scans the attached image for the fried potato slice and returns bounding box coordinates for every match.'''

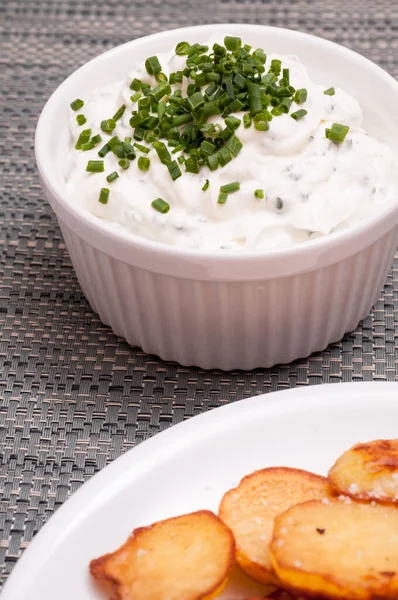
[90,510,235,600]
[218,467,333,585]
[328,439,398,503]
[270,499,398,600]
[263,591,312,599]
[265,589,314,600]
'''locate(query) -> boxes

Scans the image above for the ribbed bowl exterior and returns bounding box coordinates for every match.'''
[60,221,398,370]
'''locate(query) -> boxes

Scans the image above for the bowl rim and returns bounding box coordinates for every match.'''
[35,22,398,273]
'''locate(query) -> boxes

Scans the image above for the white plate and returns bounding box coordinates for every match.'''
[3,382,398,599]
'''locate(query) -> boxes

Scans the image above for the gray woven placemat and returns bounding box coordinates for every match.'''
[1,0,398,587]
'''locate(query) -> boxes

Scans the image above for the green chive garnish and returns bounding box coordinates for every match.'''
[134,143,150,154]
[86,160,104,173]
[175,41,191,55]
[225,115,241,131]
[112,105,126,122]
[243,114,252,128]
[254,189,264,199]
[145,56,162,75]
[130,78,142,91]
[74,36,317,189]
[138,156,151,171]
[91,134,102,145]
[224,36,242,51]
[294,88,307,104]
[76,114,86,126]
[220,181,240,193]
[81,141,94,151]
[70,98,84,111]
[118,159,130,170]
[324,87,335,96]
[153,141,171,164]
[98,143,110,158]
[75,128,91,150]
[98,188,109,204]
[167,160,182,180]
[151,198,170,213]
[202,179,210,191]
[106,171,119,183]
[325,123,350,144]
[101,119,116,133]
[291,109,307,120]
[218,192,228,204]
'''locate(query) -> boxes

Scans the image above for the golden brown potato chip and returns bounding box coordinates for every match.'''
[263,591,311,599]
[265,589,313,600]
[90,510,235,600]
[328,439,398,504]
[218,467,334,585]
[270,498,398,599]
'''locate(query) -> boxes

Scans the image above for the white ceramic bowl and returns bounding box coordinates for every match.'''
[35,24,398,370]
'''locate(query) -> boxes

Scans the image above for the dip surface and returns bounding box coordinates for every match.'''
[66,40,398,251]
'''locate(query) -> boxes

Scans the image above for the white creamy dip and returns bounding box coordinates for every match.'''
[66,41,398,251]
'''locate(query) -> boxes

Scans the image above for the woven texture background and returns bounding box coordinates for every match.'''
[1,0,398,587]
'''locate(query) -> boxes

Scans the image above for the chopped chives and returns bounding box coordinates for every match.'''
[134,143,150,154]
[76,114,86,126]
[225,135,243,157]
[294,88,307,104]
[175,41,191,55]
[81,140,94,151]
[202,179,210,191]
[70,98,84,111]
[107,135,120,149]
[98,143,110,158]
[130,78,142,91]
[130,92,142,103]
[282,68,290,84]
[151,198,170,213]
[225,115,241,131]
[247,82,262,116]
[145,56,162,75]
[112,105,126,121]
[325,123,350,144]
[98,188,109,204]
[243,114,252,128]
[200,140,216,155]
[178,155,185,164]
[279,98,292,113]
[156,72,168,83]
[324,87,335,96]
[173,113,193,126]
[75,128,91,150]
[218,192,228,204]
[254,189,264,199]
[185,157,199,173]
[224,36,242,51]
[106,171,119,183]
[91,134,102,145]
[150,82,171,101]
[167,160,182,180]
[118,159,130,169]
[291,109,307,120]
[187,91,205,112]
[141,83,152,96]
[138,156,151,171]
[101,118,116,133]
[86,160,104,173]
[270,59,281,75]
[220,181,240,193]
[153,141,171,164]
